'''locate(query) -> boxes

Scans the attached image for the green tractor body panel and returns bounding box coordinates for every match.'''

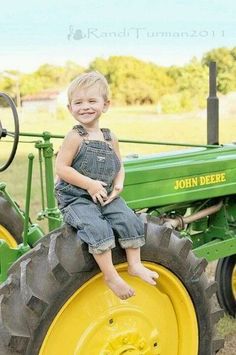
[123,145,236,209]
[121,144,236,262]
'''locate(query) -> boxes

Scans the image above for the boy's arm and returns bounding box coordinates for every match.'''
[111,132,125,189]
[55,130,91,189]
[103,132,124,205]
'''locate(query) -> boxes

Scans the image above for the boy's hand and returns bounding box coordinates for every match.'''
[103,184,123,206]
[86,179,108,205]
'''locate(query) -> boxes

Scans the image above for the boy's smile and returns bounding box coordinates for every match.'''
[68,85,110,127]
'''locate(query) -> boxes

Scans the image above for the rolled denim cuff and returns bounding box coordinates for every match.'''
[88,238,116,254]
[119,235,145,249]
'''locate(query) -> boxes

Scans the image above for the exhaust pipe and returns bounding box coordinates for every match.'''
[207,61,219,145]
[163,200,223,229]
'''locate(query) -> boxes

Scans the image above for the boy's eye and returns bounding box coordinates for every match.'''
[89,100,96,103]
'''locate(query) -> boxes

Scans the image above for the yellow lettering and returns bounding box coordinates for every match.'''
[215,174,221,183]
[205,175,211,184]
[210,175,215,183]
[174,180,180,190]
[221,173,226,182]
[199,176,205,185]
[185,179,192,188]
[192,177,198,187]
[174,173,226,190]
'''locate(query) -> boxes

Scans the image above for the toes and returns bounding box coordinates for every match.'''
[120,288,135,300]
[120,295,127,300]
[152,272,159,279]
[128,289,135,297]
[120,293,131,300]
[150,279,156,285]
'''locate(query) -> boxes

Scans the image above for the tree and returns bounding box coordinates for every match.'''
[89,56,175,105]
[202,47,236,94]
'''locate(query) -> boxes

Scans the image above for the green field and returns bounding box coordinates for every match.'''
[0,105,236,352]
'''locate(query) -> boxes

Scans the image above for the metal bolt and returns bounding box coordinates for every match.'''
[123,337,128,344]
[139,341,145,349]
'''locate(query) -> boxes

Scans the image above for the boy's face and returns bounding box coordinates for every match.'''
[68,85,110,126]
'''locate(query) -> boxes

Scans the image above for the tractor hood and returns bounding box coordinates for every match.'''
[122,145,236,209]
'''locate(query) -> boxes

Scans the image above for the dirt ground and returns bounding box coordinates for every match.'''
[206,262,236,355]
[218,335,236,355]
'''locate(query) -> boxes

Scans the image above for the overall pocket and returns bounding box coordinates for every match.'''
[63,204,84,230]
[80,147,120,180]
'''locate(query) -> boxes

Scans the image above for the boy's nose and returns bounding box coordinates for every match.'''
[79,103,90,110]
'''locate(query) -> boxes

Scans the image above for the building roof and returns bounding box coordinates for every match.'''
[22,89,61,102]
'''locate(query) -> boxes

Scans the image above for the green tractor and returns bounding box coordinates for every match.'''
[0,62,234,355]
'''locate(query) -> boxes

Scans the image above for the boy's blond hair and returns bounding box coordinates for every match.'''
[67,71,109,104]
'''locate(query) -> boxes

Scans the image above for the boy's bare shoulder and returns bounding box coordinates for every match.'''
[109,130,119,143]
[59,129,84,158]
[63,129,83,145]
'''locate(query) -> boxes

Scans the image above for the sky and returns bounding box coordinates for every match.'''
[0,0,235,72]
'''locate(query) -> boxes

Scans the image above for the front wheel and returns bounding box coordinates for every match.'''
[215,255,236,317]
[0,218,223,354]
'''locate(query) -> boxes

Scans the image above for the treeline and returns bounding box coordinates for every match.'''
[0,61,84,98]
[0,47,236,113]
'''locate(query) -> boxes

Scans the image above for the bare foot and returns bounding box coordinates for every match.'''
[105,274,135,300]
[128,263,159,285]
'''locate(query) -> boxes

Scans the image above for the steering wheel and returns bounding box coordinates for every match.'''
[0,92,19,171]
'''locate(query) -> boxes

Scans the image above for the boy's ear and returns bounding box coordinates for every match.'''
[67,104,72,113]
[103,100,110,113]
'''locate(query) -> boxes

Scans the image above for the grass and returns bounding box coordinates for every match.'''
[217,315,236,338]
[1,105,236,352]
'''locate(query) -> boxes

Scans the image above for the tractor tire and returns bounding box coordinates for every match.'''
[0,217,224,355]
[0,195,23,246]
[215,255,236,317]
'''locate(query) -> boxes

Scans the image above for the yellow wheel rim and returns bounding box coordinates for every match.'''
[40,262,198,355]
[0,224,17,247]
[232,265,236,299]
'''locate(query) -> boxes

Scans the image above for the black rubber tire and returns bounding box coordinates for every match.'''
[0,195,23,243]
[215,255,236,317]
[0,217,224,355]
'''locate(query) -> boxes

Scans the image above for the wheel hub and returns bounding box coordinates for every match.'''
[103,330,158,355]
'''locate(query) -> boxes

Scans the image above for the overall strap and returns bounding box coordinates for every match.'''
[73,125,112,143]
[72,125,88,137]
[101,128,112,141]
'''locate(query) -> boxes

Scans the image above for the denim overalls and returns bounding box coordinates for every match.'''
[55,124,145,254]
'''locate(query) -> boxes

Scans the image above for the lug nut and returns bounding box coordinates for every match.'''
[139,341,145,349]
[122,337,128,344]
